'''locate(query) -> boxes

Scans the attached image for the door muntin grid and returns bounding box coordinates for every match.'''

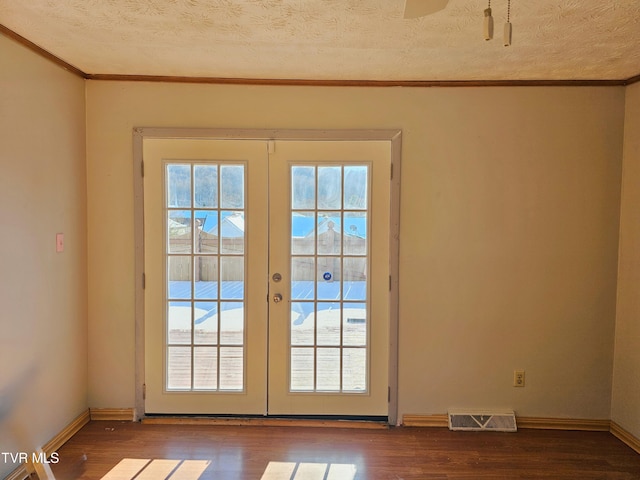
[289,164,370,393]
[165,161,246,392]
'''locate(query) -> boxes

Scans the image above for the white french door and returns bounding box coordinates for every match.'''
[267,141,390,415]
[143,137,390,416]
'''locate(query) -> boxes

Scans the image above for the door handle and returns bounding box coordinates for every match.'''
[273,293,283,303]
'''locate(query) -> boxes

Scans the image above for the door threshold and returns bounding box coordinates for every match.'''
[141,414,389,429]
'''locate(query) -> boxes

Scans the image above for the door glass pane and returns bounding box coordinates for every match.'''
[194,165,218,208]
[289,164,370,394]
[343,303,366,346]
[291,302,314,346]
[220,302,244,345]
[291,348,314,391]
[343,257,366,301]
[164,162,245,392]
[194,256,218,299]
[291,212,316,255]
[317,258,340,300]
[195,211,218,254]
[167,164,191,208]
[291,166,316,209]
[220,165,244,209]
[318,166,341,210]
[194,347,217,390]
[219,347,243,390]
[220,211,244,254]
[342,348,366,392]
[194,302,218,344]
[168,210,192,253]
[168,301,191,345]
[220,256,244,299]
[167,346,191,390]
[344,166,368,210]
[317,302,340,346]
[343,212,367,255]
[317,213,341,255]
[168,256,191,299]
[291,257,314,300]
[317,348,340,391]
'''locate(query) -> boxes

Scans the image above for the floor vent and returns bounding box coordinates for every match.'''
[448,410,517,432]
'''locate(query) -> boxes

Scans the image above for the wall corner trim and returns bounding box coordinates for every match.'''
[611,421,640,454]
[42,409,92,454]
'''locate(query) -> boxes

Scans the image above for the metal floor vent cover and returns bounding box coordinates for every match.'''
[448,410,517,432]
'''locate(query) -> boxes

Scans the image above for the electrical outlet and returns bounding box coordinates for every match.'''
[514,370,525,387]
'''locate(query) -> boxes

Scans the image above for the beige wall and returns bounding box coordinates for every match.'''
[85,81,624,421]
[612,82,640,439]
[0,36,87,477]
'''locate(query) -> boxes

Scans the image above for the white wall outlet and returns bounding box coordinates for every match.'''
[514,370,525,387]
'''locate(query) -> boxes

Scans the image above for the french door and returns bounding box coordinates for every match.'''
[143,137,390,416]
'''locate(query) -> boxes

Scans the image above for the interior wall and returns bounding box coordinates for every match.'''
[85,81,624,422]
[612,81,640,439]
[0,35,87,477]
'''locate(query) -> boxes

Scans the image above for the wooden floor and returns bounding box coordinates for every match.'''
[49,421,640,479]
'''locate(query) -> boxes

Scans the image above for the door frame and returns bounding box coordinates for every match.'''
[133,128,402,424]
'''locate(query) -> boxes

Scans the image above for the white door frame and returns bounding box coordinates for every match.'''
[133,128,402,424]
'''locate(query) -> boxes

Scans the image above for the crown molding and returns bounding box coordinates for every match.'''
[2,23,639,87]
[85,73,628,87]
[625,73,640,86]
[0,24,86,78]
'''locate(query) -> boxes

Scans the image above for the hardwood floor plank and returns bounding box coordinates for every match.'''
[51,421,640,479]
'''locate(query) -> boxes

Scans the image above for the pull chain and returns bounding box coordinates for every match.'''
[504,0,512,46]
[484,0,494,40]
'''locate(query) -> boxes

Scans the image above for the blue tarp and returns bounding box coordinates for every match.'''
[168,280,366,325]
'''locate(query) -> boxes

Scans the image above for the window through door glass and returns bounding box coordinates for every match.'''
[289,164,369,393]
[165,162,246,391]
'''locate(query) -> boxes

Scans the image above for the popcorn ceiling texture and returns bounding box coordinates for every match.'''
[0,0,639,80]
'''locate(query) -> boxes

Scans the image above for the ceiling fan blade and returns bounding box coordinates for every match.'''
[403,0,450,18]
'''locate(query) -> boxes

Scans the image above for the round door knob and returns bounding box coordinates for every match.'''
[273,293,283,303]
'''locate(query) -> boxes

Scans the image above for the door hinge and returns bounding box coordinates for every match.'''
[141,160,144,178]
[142,383,146,400]
[268,140,276,154]
[388,386,391,403]
[142,273,146,289]
[389,275,392,291]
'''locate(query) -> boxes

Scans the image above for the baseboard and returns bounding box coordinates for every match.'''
[402,414,449,427]
[611,422,640,454]
[4,409,90,480]
[90,408,135,421]
[517,417,610,431]
[402,414,640,454]
[4,465,29,480]
[402,414,610,431]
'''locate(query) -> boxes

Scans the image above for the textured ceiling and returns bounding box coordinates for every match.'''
[1,0,639,81]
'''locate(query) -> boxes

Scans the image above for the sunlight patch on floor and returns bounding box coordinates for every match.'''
[99,458,355,479]
[100,459,210,479]
[261,461,357,480]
